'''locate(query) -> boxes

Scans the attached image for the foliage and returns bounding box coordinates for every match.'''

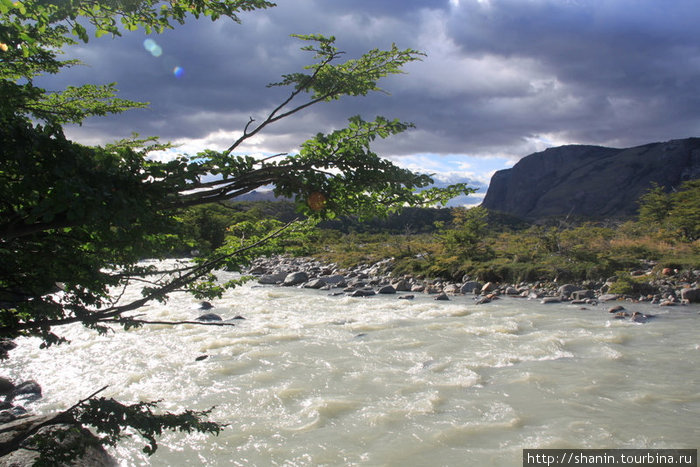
[438,206,494,263]
[664,180,700,241]
[0,0,471,462]
[606,272,655,296]
[6,386,222,464]
[638,180,700,241]
[1,3,468,342]
[73,396,221,456]
[638,183,672,225]
[313,203,700,285]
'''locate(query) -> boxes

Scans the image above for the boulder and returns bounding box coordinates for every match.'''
[391,279,411,292]
[608,305,625,313]
[442,284,460,294]
[258,272,287,285]
[377,285,396,295]
[598,294,620,302]
[319,274,346,286]
[481,282,497,294]
[0,339,16,360]
[680,287,700,303]
[398,294,414,300]
[282,271,309,287]
[0,410,15,424]
[630,311,653,323]
[350,289,376,297]
[0,378,14,397]
[504,286,519,295]
[198,301,213,310]
[571,289,595,300]
[348,278,367,288]
[557,284,578,298]
[196,313,222,322]
[303,279,327,289]
[434,292,450,301]
[248,265,268,275]
[8,381,42,403]
[411,284,425,293]
[541,297,561,304]
[460,281,482,294]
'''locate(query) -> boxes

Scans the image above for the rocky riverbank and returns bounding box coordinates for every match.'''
[245,255,700,307]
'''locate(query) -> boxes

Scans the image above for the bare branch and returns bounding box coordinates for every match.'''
[243,117,255,135]
[224,55,337,155]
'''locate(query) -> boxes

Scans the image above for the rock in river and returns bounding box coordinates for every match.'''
[282,271,309,287]
[196,313,222,322]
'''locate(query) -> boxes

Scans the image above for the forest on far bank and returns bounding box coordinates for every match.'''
[178,179,700,289]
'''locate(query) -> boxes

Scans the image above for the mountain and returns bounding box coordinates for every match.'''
[481,137,700,220]
[236,190,291,202]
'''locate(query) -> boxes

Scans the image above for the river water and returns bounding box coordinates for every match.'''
[5,262,700,466]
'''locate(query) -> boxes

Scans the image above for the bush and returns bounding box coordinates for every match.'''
[607,272,655,296]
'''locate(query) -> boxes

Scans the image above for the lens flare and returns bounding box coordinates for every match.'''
[173,66,185,78]
[143,38,157,52]
[143,38,163,57]
[308,192,327,211]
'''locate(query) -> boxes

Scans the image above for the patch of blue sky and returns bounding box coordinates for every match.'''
[383,153,515,207]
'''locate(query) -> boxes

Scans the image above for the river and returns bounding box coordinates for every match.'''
[4,262,700,466]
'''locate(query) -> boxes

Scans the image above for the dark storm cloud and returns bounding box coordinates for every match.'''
[442,0,700,150]
[49,0,700,167]
[56,1,426,146]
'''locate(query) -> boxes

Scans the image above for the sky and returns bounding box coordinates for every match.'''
[48,0,700,206]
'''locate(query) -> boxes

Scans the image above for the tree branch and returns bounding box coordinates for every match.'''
[0,386,109,457]
[102,319,236,327]
[1,219,299,334]
[224,54,337,155]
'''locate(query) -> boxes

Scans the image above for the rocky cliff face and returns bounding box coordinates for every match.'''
[481,138,700,220]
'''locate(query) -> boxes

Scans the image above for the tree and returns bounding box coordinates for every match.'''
[637,180,700,241]
[439,206,494,262]
[0,0,469,461]
[666,180,700,241]
[638,183,672,225]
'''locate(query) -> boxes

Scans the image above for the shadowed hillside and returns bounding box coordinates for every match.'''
[482,138,700,220]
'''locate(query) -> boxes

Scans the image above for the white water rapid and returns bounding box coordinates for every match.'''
[4,261,700,466]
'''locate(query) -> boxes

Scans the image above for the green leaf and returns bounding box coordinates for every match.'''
[0,0,13,14]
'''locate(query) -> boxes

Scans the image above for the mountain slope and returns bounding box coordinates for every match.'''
[481,137,700,220]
